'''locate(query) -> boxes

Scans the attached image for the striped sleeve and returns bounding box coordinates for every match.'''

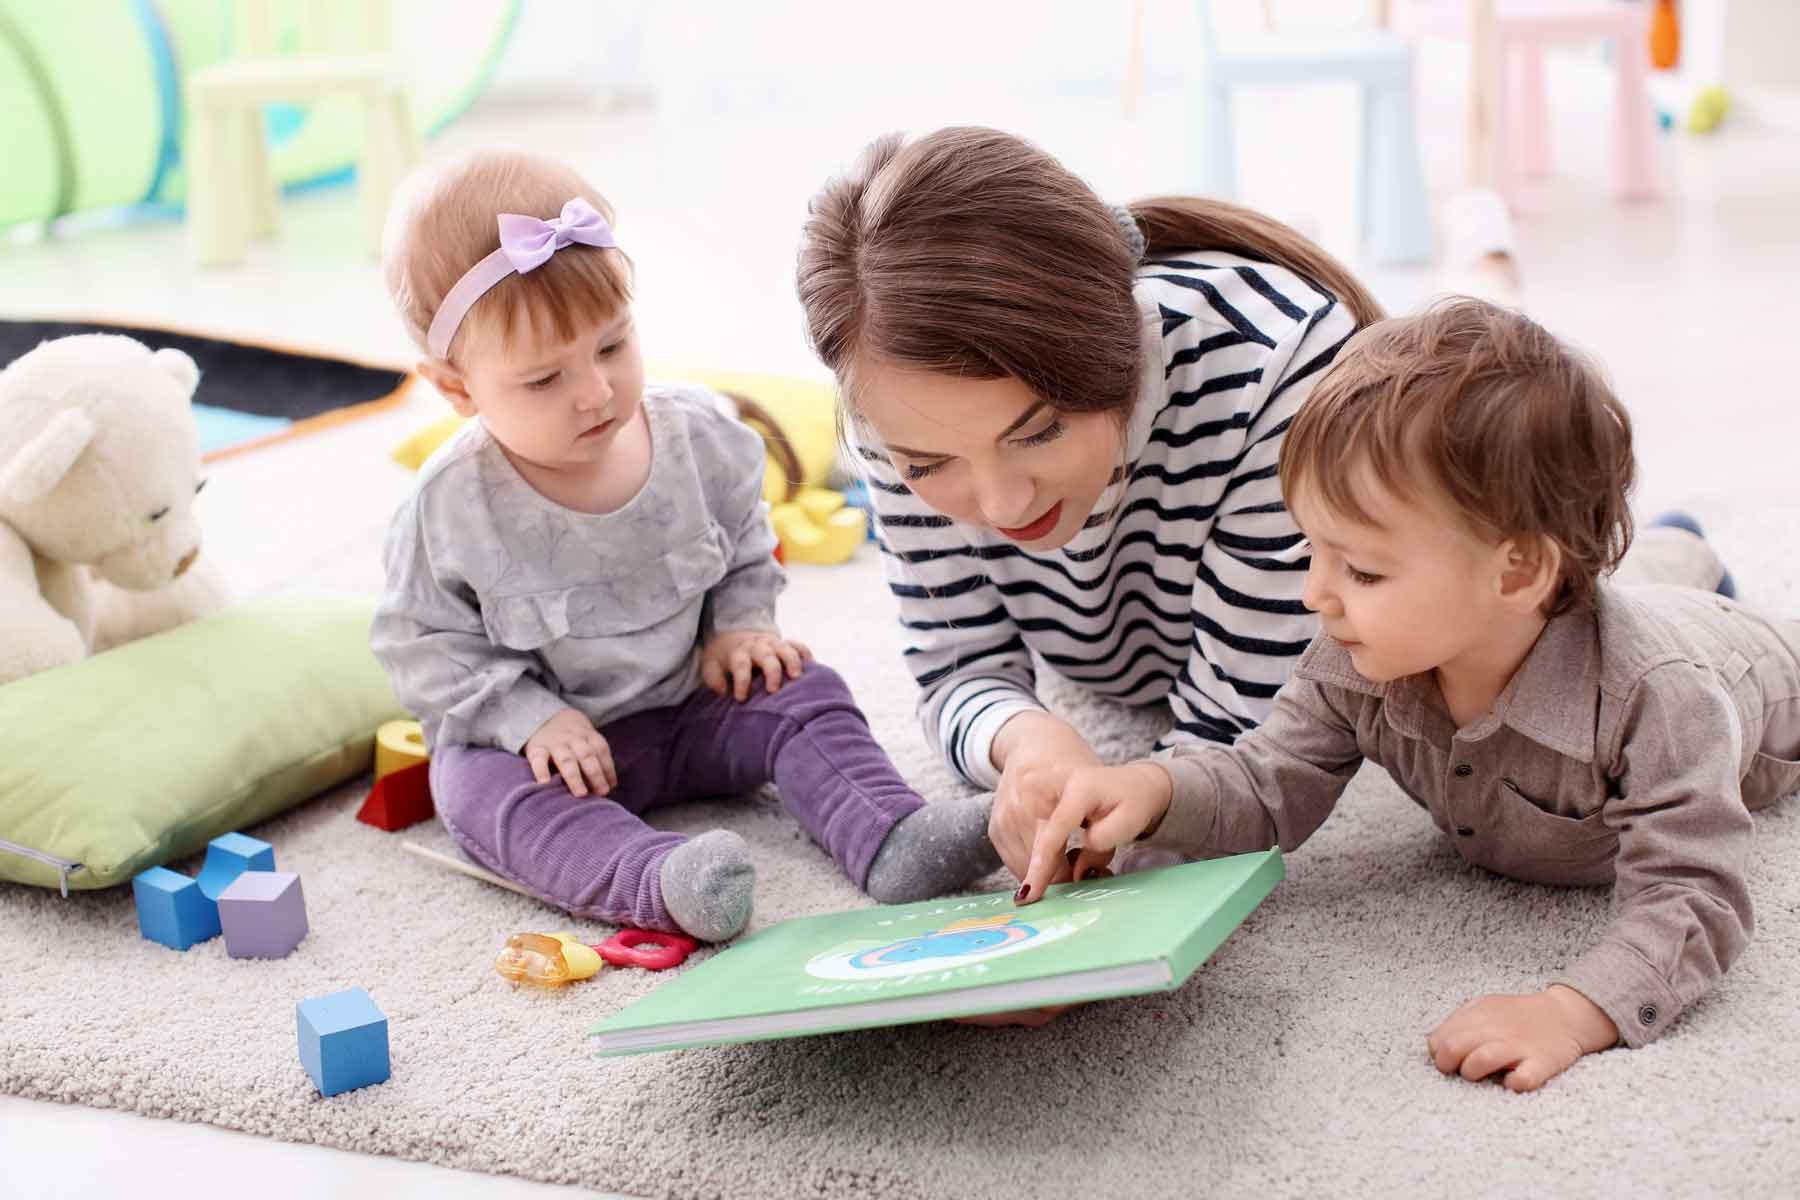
[1161,280,1358,748]
[855,441,1043,789]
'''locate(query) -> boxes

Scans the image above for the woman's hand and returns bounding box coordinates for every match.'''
[523,707,617,798]
[987,711,1103,883]
[1426,985,1619,1092]
[700,630,813,701]
[951,1005,1073,1028]
[1016,761,1174,903]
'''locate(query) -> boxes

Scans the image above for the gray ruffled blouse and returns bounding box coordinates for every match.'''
[371,383,783,752]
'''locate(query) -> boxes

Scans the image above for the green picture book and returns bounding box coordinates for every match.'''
[589,848,1284,1056]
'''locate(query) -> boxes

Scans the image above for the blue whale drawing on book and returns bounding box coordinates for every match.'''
[849,914,1040,969]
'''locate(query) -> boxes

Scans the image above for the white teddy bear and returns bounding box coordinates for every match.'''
[0,333,230,685]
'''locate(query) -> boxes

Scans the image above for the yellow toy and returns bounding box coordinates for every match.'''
[373,718,428,780]
[493,931,604,987]
[1687,86,1730,135]
[770,487,868,565]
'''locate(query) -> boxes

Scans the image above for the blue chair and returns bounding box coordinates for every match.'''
[1190,1,1433,266]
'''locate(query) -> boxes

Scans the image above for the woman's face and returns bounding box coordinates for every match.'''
[851,358,1122,551]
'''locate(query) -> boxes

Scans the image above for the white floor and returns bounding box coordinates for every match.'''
[4,20,1798,1197]
[0,1095,607,1199]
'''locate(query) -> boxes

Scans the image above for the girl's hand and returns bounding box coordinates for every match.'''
[701,630,813,701]
[523,707,617,798]
[1426,985,1619,1092]
[1016,762,1173,903]
[987,712,1103,882]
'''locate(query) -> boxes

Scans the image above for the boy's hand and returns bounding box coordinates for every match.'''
[1016,761,1174,903]
[1426,985,1619,1092]
[701,630,812,701]
[523,707,617,798]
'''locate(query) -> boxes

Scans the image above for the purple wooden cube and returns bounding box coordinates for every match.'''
[217,870,308,959]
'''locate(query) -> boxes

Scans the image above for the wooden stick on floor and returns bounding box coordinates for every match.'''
[401,840,533,898]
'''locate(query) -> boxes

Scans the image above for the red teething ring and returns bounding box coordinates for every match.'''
[595,928,699,971]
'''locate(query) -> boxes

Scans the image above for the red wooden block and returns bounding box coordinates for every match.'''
[357,762,434,831]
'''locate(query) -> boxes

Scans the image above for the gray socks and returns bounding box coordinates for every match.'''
[863,794,1002,904]
[659,829,755,942]
[657,798,1001,937]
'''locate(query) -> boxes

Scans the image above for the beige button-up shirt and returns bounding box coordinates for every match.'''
[1153,583,1800,1047]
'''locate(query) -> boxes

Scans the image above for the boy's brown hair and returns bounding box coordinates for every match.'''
[1280,298,1634,616]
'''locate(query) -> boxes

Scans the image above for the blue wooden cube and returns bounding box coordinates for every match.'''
[197,832,276,901]
[132,866,221,950]
[218,871,308,959]
[296,987,389,1096]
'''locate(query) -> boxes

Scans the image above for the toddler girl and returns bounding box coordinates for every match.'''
[372,152,996,941]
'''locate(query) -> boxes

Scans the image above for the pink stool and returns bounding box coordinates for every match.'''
[1396,1,1658,202]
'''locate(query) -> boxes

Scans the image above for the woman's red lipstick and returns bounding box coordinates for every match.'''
[996,501,1062,542]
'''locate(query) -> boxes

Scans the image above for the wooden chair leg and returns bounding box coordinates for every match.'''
[187,94,250,267]
[1611,26,1658,199]
[1360,80,1434,266]
[357,88,407,257]
[1194,81,1238,200]
[240,103,279,240]
[1513,41,1551,179]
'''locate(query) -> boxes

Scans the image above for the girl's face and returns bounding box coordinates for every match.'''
[850,359,1122,551]
[436,309,646,474]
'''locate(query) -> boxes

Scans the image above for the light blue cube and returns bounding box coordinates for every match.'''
[197,832,276,901]
[132,866,221,950]
[296,987,389,1097]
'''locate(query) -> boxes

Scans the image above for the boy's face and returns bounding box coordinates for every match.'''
[443,309,646,474]
[1291,471,1516,684]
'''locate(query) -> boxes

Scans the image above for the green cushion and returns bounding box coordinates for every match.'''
[0,596,405,891]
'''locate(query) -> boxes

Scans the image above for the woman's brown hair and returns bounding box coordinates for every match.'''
[795,126,1384,424]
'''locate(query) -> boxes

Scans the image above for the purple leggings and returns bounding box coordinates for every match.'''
[429,662,924,928]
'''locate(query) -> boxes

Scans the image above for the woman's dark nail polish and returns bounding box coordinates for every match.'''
[1065,847,1080,866]
[1014,883,1030,902]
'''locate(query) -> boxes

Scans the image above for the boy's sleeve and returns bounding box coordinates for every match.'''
[700,406,784,637]
[1552,664,1756,1047]
[1150,674,1366,854]
[370,500,567,754]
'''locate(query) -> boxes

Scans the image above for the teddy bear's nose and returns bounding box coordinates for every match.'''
[174,547,199,579]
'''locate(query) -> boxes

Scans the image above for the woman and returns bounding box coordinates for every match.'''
[796,126,1380,883]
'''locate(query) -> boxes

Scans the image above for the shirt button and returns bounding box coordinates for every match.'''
[1638,1004,1658,1027]
[1453,763,1473,778]
[1456,825,1475,837]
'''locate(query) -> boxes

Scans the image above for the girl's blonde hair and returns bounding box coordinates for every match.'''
[382,151,633,364]
[796,127,1384,424]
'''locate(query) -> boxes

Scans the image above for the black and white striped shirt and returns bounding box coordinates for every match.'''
[857,253,1358,788]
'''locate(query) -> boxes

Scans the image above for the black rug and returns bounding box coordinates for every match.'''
[0,318,413,460]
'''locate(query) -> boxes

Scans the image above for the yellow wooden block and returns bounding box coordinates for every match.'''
[374,719,429,780]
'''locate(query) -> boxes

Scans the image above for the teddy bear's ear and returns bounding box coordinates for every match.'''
[0,408,97,507]
[152,347,201,396]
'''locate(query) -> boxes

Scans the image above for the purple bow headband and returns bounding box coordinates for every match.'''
[426,197,619,359]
